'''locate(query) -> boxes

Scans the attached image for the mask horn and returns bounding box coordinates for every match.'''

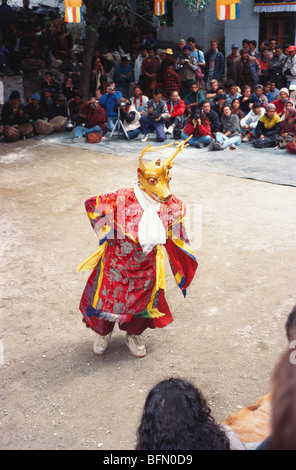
[163,135,192,169]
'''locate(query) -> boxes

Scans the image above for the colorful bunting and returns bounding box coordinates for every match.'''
[216,0,240,20]
[64,0,82,23]
[154,0,167,16]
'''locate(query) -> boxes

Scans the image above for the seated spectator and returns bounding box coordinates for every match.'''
[230,98,244,121]
[90,57,106,95]
[52,30,69,61]
[200,99,220,137]
[162,64,181,100]
[62,76,78,103]
[205,78,219,105]
[286,119,296,154]
[130,85,148,113]
[53,92,68,118]
[38,28,53,68]
[41,89,56,121]
[184,81,205,116]
[113,56,133,98]
[164,90,185,134]
[59,50,82,90]
[24,93,47,122]
[40,71,61,99]
[73,96,106,142]
[226,84,242,105]
[100,81,123,132]
[68,93,83,124]
[270,81,280,100]
[0,40,12,73]
[212,93,226,119]
[139,88,169,142]
[239,85,260,116]
[1,89,29,126]
[113,97,141,140]
[279,106,296,148]
[253,84,268,106]
[135,378,244,450]
[240,101,265,142]
[181,113,212,148]
[209,104,242,151]
[252,103,281,148]
[263,82,274,102]
[272,87,290,118]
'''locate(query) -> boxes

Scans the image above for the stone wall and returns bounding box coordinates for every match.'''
[0,74,24,109]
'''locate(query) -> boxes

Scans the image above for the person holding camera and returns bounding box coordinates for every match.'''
[113,98,142,140]
[73,97,106,142]
[175,45,198,99]
[100,81,123,132]
[139,88,169,142]
[181,113,212,148]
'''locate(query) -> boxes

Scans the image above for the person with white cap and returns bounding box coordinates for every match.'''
[282,45,296,88]
[289,80,296,102]
[272,87,290,117]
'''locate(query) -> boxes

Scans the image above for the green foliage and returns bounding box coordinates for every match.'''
[181,0,213,15]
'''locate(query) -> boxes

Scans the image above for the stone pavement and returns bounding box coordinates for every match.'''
[37,131,296,188]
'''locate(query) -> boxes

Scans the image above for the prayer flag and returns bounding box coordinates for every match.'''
[64,0,82,23]
[216,0,240,20]
[154,0,167,16]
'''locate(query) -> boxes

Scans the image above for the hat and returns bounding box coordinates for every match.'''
[231,44,238,48]
[183,45,191,51]
[9,90,20,99]
[287,45,296,52]
[215,93,226,101]
[166,48,174,55]
[287,107,296,116]
[280,88,289,95]
[265,103,276,111]
[289,80,296,91]
[31,93,41,101]
[255,84,263,90]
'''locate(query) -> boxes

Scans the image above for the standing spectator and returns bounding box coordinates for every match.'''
[9,25,31,75]
[90,57,106,95]
[141,47,161,99]
[113,56,133,98]
[175,45,198,99]
[134,46,148,86]
[38,28,53,69]
[184,81,205,116]
[176,38,186,58]
[162,64,181,99]
[158,48,176,85]
[18,0,35,34]
[0,0,17,38]
[164,90,185,134]
[204,39,224,88]
[269,45,286,89]
[226,44,240,83]
[130,85,148,113]
[40,71,61,99]
[209,104,242,151]
[252,103,281,148]
[100,80,122,131]
[237,49,261,91]
[268,37,277,56]
[248,40,260,59]
[187,36,205,70]
[282,45,296,88]
[258,47,271,85]
[139,88,169,142]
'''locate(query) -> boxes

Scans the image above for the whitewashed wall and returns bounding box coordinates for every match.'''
[224,1,259,58]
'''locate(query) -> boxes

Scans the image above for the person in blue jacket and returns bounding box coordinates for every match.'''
[113,56,133,99]
[100,81,123,131]
[204,39,224,89]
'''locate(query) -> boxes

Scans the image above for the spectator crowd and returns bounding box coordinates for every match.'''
[1,0,296,154]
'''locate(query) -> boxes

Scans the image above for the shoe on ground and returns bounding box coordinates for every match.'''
[125,333,147,357]
[242,134,250,143]
[167,125,174,134]
[73,136,84,143]
[214,141,224,151]
[195,142,203,149]
[141,134,149,142]
[229,143,237,150]
[101,136,108,141]
[208,138,215,151]
[93,333,112,355]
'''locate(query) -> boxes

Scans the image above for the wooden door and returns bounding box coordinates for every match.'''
[265,13,294,47]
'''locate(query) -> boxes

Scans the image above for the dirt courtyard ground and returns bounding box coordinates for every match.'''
[1,139,296,450]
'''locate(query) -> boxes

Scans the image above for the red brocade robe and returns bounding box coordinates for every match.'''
[78,187,198,335]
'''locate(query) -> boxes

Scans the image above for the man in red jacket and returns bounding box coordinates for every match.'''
[165,90,185,134]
